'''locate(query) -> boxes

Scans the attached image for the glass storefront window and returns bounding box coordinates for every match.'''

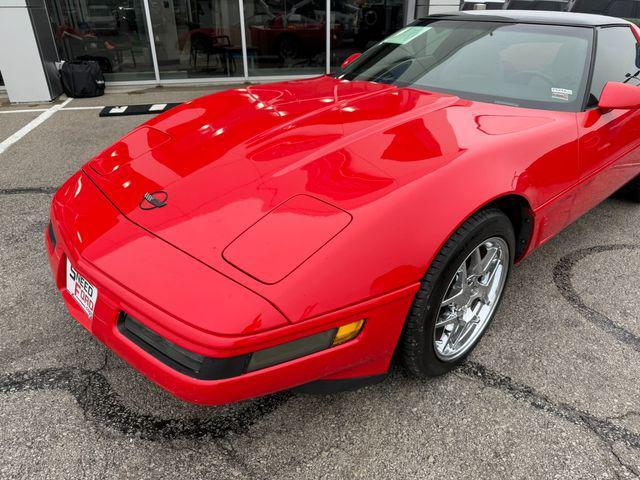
[460,1,506,9]
[148,0,243,79]
[244,0,327,75]
[45,0,156,81]
[330,0,406,73]
[414,0,428,18]
[40,0,411,83]
[506,0,570,11]
[570,0,639,19]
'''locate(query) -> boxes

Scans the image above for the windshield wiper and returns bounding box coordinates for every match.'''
[623,70,640,84]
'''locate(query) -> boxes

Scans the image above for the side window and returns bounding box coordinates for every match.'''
[589,27,640,104]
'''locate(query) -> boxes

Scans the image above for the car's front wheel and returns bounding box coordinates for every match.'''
[401,209,515,377]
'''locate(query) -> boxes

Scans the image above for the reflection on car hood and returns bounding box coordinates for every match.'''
[84,75,558,314]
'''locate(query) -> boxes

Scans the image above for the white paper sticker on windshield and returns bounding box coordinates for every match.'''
[551,87,573,102]
[384,26,430,45]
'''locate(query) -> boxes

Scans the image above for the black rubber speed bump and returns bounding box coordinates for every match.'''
[99,103,182,117]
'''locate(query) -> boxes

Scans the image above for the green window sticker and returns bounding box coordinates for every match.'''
[384,26,430,45]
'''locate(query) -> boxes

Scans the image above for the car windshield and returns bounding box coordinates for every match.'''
[339,20,593,111]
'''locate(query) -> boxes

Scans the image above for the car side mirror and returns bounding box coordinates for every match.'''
[341,52,362,70]
[598,81,640,110]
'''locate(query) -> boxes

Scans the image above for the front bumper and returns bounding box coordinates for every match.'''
[46,174,419,405]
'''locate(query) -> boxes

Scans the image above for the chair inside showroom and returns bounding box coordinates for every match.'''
[191,34,231,72]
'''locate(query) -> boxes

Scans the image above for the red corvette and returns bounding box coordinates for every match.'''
[47,11,640,405]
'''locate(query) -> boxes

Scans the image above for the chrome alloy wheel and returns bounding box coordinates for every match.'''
[433,237,509,361]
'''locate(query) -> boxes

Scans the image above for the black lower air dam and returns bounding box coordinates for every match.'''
[117,313,251,380]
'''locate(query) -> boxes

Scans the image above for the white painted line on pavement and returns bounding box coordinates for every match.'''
[0,105,105,114]
[60,106,105,111]
[0,109,49,114]
[0,98,72,155]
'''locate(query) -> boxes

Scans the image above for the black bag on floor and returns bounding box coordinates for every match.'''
[59,61,105,98]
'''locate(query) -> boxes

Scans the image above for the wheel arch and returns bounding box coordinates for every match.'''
[479,194,534,262]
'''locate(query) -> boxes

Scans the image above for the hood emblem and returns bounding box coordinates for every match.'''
[140,191,168,210]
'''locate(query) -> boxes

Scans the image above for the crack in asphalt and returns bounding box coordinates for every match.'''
[214,436,255,477]
[553,244,640,352]
[0,187,57,196]
[458,362,640,449]
[610,445,640,479]
[607,411,640,423]
[0,367,291,441]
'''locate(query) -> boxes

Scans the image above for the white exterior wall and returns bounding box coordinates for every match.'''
[0,0,55,102]
[428,0,461,14]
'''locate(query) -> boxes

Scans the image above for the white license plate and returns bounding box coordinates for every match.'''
[66,258,98,319]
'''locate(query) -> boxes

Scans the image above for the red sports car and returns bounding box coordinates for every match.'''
[47,11,640,405]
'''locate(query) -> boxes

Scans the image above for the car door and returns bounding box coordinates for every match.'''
[573,25,640,219]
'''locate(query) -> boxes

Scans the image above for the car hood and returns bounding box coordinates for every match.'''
[84,75,559,320]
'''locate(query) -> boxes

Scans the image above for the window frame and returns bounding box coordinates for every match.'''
[581,24,640,111]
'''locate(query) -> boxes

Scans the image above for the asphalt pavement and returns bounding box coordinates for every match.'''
[0,86,639,479]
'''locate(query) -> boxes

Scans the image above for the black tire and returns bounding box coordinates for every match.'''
[615,175,640,202]
[401,209,515,377]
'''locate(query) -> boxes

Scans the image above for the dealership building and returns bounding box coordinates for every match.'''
[0,0,458,102]
[0,0,620,103]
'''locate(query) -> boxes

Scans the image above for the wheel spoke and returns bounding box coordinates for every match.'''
[435,311,458,328]
[446,322,467,351]
[458,259,468,282]
[480,247,499,277]
[456,320,478,347]
[470,247,483,276]
[441,325,458,352]
[477,284,491,305]
[483,261,501,288]
[441,290,464,308]
[441,262,469,308]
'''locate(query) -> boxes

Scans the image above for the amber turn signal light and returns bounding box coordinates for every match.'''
[247,319,366,372]
[332,319,365,346]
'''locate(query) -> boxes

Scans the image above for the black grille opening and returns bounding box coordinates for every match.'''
[118,313,250,380]
[48,221,57,250]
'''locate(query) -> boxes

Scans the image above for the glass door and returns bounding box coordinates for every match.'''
[45,0,157,81]
[147,0,244,79]
[243,0,327,76]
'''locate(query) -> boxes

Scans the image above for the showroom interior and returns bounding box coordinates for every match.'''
[0,0,624,101]
[1,0,453,102]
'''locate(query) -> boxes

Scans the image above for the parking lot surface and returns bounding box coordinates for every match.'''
[1,86,639,479]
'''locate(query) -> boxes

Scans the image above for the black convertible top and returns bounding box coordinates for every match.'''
[421,10,630,27]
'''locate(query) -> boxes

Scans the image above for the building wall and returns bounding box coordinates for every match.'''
[421,0,459,14]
